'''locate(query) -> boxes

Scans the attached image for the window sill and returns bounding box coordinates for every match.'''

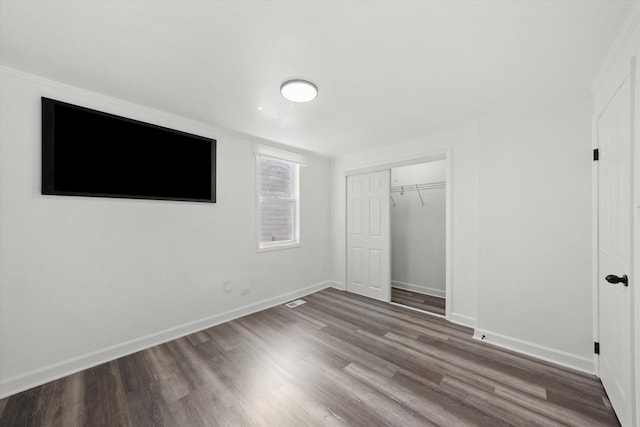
[257,242,302,253]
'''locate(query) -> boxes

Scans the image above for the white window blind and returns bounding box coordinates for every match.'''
[258,156,299,249]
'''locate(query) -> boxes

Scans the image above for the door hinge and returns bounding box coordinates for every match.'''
[594,342,600,354]
[593,149,599,161]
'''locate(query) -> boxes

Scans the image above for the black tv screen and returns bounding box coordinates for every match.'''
[42,97,216,203]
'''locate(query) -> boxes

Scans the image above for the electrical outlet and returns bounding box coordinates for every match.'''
[241,287,251,296]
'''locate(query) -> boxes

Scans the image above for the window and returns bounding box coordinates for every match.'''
[257,156,300,250]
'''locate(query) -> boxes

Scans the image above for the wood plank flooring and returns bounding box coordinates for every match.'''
[392,287,446,315]
[0,288,619,426]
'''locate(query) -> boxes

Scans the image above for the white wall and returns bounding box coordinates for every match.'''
[0,67,333,397]
[392,161,446,186]
[391,161,446,297]
[475,92,595,372]
[331,127,480,328]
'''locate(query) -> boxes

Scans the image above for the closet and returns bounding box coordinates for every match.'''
[390,160,446,315]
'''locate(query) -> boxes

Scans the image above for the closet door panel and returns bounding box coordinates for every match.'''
[346,170,390,302]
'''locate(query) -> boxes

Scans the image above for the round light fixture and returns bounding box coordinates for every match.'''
[280,79,318,103]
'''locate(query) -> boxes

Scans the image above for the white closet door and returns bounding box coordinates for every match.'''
[597,76,633,427]
[346,170,390,302]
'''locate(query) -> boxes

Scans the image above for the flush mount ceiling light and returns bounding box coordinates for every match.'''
[280,79,318,103]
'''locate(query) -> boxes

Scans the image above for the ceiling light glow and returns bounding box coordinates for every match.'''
[280,79,318,103]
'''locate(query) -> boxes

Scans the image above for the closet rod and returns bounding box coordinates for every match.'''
[391,181,445,194]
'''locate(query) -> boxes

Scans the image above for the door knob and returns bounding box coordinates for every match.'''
[605,274,628,286]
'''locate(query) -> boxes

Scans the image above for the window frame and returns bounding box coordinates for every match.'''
[256,155,301,252]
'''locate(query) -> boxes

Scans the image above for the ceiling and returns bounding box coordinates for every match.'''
[0,0,633,157]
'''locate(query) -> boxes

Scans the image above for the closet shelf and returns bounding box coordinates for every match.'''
[391,181,445,194]
[391,181,445,207]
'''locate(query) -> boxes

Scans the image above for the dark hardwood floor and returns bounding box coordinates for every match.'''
[392,287,446,315]
[0,288,618,426]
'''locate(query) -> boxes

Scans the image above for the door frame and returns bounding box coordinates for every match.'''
[591,57,637,419]
[344,149,452,319]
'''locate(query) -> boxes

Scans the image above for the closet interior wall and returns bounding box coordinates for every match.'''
[391,161,446,298]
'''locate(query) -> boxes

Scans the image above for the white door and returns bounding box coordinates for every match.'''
[597,77,633,426]
[346,170,391,302]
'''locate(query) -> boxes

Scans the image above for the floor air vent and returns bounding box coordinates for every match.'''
[285,299,306,308]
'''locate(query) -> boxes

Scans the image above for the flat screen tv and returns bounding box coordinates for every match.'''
[42,97,216,203]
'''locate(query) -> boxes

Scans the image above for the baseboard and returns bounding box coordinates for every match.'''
[472,328,595,374]
[391,280,445,298]
[0,280,333,399]
[449,312,477,329]
[329,281,346,290]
